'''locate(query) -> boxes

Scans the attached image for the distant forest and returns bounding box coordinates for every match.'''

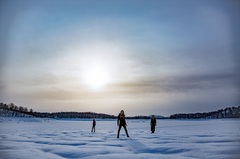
[0,102,34,116]
[170,106,240,119]
[0,102,240,119]
[0,102,151,119]
[0,102,116,119]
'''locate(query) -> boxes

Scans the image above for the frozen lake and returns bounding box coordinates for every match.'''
[0,118,240,159]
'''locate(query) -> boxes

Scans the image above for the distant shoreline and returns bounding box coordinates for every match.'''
[1,102,239,119]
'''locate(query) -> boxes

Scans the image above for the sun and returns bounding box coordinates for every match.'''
[83,65,111,90]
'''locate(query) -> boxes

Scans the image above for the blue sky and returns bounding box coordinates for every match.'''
[0,0,239,116]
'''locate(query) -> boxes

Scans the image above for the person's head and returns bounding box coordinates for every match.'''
[120,110,124,115]
[152,115,155,118]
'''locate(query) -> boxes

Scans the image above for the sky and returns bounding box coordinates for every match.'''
[0,0,239,116]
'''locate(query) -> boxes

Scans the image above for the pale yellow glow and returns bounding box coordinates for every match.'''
[83,65,111,90]
[72,41,130,90]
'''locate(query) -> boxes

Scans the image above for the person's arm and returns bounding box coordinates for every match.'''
[117,115,120,126]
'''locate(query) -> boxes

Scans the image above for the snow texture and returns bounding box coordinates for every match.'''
[0,118,240,159]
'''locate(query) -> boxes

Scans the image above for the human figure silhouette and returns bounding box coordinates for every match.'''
[117,110,129,138]
[150,115,157,133]
[91,119,96,132]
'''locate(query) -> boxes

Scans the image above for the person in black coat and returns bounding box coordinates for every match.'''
[91,119,96,132]
[150,115,157,133]
[117,110,129,138]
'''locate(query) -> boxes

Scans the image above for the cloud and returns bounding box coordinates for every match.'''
[108,72,238,95]
[10,71,237,102]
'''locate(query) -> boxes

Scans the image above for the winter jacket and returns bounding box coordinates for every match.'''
[118,114,126,126]
[151,118,156,126]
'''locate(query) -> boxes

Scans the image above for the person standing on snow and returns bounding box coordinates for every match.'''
[150,115,157,133]
[91,119,96,132]
[117,110,129,138]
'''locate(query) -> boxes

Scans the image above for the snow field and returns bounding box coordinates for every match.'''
[0,118,240,159]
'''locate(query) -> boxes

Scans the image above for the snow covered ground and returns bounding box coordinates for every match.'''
[0,118,240,159]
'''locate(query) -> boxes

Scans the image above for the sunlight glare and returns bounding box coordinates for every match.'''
[83,65,111,90]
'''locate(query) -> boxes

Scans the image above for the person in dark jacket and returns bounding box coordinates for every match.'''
[91,119,96,132]
[117,110,129,138]
[150,115,157,133]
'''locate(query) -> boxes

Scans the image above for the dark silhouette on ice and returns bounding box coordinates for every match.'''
[150,115,157,133]
[91,119,96,132]
[117,110,129,138]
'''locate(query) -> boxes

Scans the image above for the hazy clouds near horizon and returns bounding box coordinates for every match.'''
[0,0,239,116]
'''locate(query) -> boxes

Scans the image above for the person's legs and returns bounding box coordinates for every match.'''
[151,125,154,133]
[117,125,122,138]
[93,126,95,132]
[123,125,129,137]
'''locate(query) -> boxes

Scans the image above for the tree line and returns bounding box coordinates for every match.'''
[2,102,239,119]
[0,102,34,115]
[0,102,116,119]
[0,102,156,119]
[169,106,240,119]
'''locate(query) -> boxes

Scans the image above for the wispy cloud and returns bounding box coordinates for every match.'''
[108,72,238,95]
